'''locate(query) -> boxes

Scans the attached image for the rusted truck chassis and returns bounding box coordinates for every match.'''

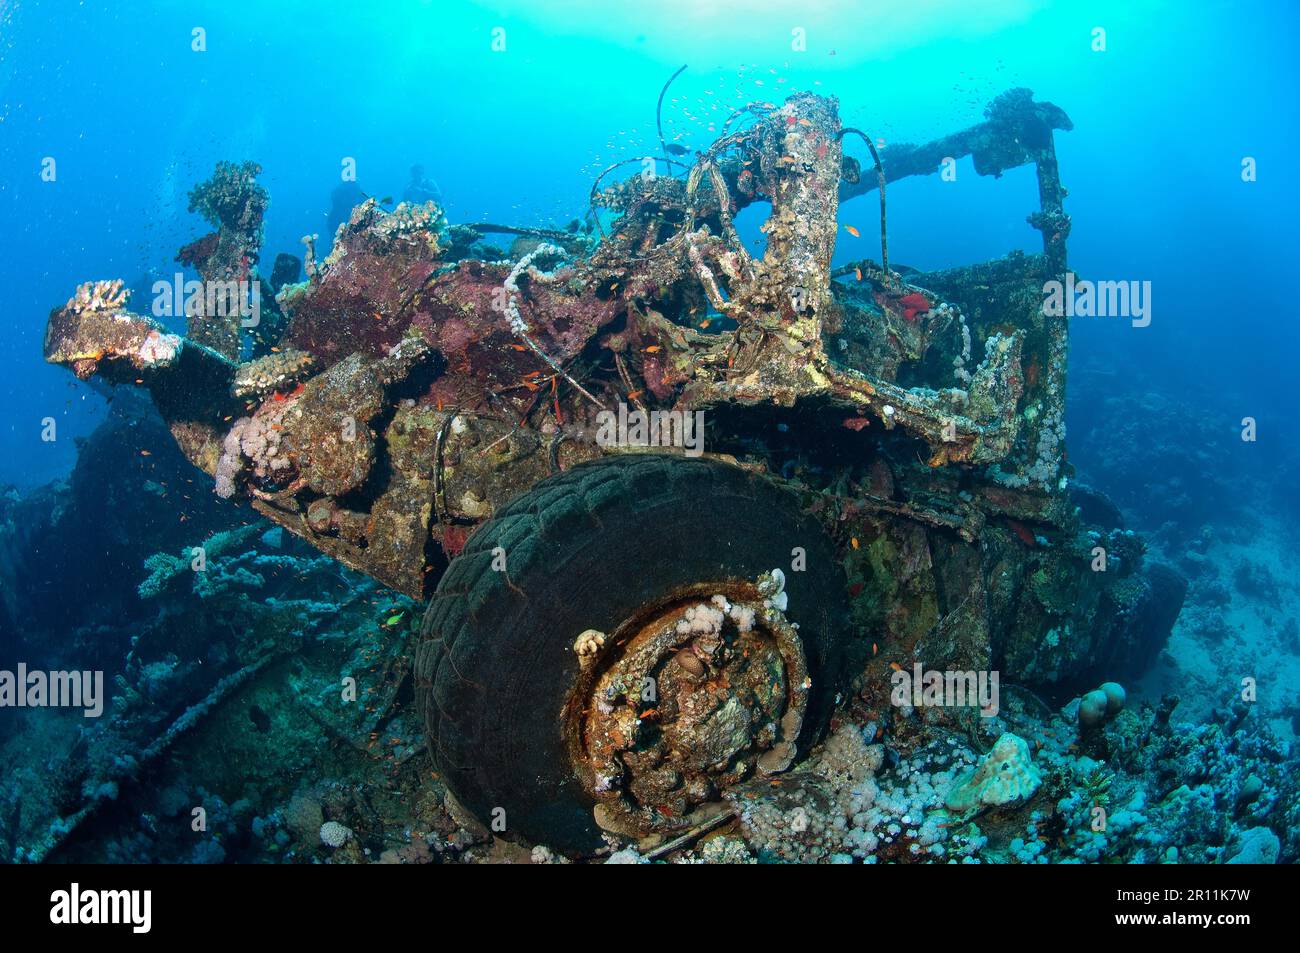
[43,89,1181,852]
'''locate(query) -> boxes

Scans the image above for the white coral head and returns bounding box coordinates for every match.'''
[574,629,607,668]
[138,330,182,367]
[760,568,788,611]
[319,820,352,848]
[943,732,1042,815]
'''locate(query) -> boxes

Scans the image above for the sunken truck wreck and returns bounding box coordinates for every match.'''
[44,88,1183,853]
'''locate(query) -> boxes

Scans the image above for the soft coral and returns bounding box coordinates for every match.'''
[898,292,932,321]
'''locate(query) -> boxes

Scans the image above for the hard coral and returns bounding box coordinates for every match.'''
[944,732,1042,816]
[319,820,352,848]
[187,160,268,247]
[231,348,316,399]
[67,279,130,314]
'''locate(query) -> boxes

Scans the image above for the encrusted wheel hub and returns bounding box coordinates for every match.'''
[566,571,809,837]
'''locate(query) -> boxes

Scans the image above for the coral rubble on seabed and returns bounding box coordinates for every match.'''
[655,684,1290,865]
[5,529,1290,866]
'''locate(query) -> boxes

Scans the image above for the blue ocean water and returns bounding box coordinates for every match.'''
[2,0,1297,487]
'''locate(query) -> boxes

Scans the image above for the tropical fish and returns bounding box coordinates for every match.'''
[844,225,860,237]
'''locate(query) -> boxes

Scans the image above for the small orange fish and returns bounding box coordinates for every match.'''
[844,225,861,238]
[699,318,711,329]
[644,345,661,353]
[510,344,528,351]
[626,389,643,401]
[854,268,863,282]
[851,537,859,550]
[889,662,903,672]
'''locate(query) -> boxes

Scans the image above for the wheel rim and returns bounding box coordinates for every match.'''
[564,572,809,838]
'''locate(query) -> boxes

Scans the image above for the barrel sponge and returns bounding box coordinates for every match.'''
[1099,681,1126,716]
[1078,689,1110,728]
[944,732,1043,815]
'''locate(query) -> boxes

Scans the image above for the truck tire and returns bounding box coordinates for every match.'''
[413,453,850,854]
